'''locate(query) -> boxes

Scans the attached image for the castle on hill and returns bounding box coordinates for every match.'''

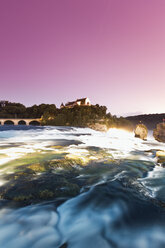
[60,97,91,108]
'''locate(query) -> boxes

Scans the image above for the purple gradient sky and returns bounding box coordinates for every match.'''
[0,0,165,116]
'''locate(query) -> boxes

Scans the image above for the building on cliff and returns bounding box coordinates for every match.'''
[60,98,91,108]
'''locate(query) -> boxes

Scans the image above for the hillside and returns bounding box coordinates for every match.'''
[126,113,165,129]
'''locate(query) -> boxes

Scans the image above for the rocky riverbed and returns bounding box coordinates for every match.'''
[0,125,165,248]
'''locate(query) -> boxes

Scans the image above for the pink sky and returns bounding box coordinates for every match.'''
[0,0,165,116]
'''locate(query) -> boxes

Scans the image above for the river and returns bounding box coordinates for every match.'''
[0,125,165,248]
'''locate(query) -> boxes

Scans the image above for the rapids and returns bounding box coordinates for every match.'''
[0,125,165,248]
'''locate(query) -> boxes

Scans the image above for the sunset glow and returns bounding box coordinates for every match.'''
[0,0,165,115]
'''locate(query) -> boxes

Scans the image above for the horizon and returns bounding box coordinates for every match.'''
[1,0,165,115]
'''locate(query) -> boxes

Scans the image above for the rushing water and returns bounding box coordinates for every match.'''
[0,125,165,248]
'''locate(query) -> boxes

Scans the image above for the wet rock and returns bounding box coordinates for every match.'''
[0,172,80,204]
[134,124,148,140]
[88,123,108,132]
[153,123,165,143]
[156,151,165,164]
[28,163,46,172]
[50,157,86,169]
[39,189,54,199]
[59,244,68,248]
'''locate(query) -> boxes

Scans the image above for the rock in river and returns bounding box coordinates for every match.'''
[88,123,108,132]
[153,123,165,143]
[134,124,148,140]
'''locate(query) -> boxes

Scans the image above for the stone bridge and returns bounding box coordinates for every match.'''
[0,119,41,126]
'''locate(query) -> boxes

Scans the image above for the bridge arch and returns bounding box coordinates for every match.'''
[18,120,26,125]
[0,118,41,126]
[4,120,14,125]
[29,120,40,126]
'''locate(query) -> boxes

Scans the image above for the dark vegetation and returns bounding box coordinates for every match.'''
[42,104,132,130]
[126,113,165,129]
[0,101,57,118]
[0,101,132,129]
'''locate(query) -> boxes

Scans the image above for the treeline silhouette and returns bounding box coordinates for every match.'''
[0,101,57,119]
[126,114,165,129]
[0,101,132,129]
[42,104,132,129]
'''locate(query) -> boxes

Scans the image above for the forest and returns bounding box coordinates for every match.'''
[0,101,132,129]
